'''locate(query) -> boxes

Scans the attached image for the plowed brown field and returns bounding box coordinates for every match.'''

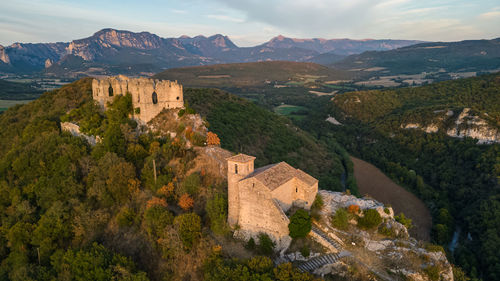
[351,156,432,241]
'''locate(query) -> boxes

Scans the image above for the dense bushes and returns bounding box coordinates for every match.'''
[288,209,312,238]
[357,209,382,230]
[331,208,349,230]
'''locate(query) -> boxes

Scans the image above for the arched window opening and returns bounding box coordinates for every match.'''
[296,187,298,193]
[152,91,158,104]
[176,96,180,100]
[235,164,238,174]
[108,85,114,97]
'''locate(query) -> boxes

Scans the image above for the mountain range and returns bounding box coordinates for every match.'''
[0,28,421,77]
[332,38,500,75]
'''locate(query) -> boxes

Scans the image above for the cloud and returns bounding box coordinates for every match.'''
[206,14,245,23]
[171,9,187,14]
[479,11,500,19]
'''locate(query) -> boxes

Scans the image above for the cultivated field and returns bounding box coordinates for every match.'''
[0,99,32,112]
[350,156,432,241]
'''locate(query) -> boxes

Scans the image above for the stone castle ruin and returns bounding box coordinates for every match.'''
[92,75,184,123]
[227,154,318,250]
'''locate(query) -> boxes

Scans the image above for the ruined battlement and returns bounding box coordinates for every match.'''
[92,75,184,123]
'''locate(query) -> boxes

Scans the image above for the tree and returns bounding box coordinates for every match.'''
[288,209,312,238]
[180,173,201,196]
[174,213,201,250]
[395,213,413,229]
[178,193,194,211]
[205,193,228,235]
[358,209,382,230]
[257,233,275,256]
[331,208,349,230]
[206,132,220,146]
[87,153,137,207]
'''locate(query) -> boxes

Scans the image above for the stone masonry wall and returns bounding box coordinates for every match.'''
[237,178,291,249]
[92,75,184,123]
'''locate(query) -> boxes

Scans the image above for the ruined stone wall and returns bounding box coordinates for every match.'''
[92,75,184,123]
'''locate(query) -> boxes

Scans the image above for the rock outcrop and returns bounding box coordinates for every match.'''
[0,45,10,64]
[402,107,500,144]
[299,191,454,281]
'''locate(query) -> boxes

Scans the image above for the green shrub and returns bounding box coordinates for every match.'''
[245,238,256,250]
[384,207,390,214]
[205,193,228,235]
[378,224,395,237]
[395,213,413,229]
[425,243,445,253]
[331,208,349,230]
[358,209,382,229]
[134,107,140,114]
[117,207,136,227]
[174,213,201,250]
[258,233,275,256]
[288,209,311,238]
[424,265,441,281]
[181,173,201,196]
[177,109,185,117]
[311,194,324,212]
[300,245,310,258]
[144,206,174,237]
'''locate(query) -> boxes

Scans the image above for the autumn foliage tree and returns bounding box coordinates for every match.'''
[347,204,360,214]
[178,194,194,211]
[206,132,220,146]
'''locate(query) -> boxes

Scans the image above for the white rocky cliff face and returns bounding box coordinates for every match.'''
[402,108,500,144]
[0,45,10,64]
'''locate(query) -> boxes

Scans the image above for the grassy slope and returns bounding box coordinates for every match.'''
[154,61,354,87]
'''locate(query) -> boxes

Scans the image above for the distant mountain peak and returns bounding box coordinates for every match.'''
[274,35,287,41]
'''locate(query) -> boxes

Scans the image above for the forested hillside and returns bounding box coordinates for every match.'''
[297,73,500,280]
[184,87,357,192]
[0,79,323,280]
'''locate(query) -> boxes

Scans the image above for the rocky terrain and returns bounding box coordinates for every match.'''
[281,191,453,281]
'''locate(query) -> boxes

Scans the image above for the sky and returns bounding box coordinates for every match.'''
[1,0,499,47]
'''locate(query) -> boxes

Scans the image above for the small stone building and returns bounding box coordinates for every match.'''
[227,154,318,250]
[92,75,184,123]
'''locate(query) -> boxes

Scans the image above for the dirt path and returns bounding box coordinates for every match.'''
[350,156,431,241]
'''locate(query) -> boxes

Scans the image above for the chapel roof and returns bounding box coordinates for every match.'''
[244,161,317,191]
[226,153,256,163]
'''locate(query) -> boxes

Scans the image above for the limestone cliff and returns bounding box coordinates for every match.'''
[401,108,500,144]
[0,45,10,64]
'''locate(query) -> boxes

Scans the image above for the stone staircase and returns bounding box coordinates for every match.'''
[311,225,342,251]
[297,252,342,272]
[274,226,351,272]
